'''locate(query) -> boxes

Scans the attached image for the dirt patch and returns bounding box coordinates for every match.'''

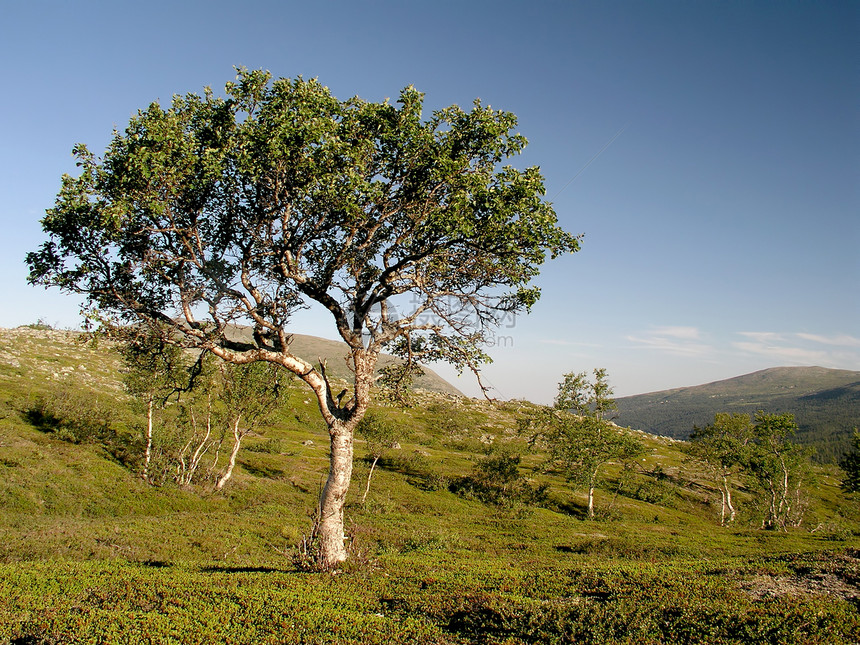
[740,550,860,600]
[740,572,858,600]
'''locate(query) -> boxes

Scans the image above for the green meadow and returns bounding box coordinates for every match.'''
[1,327,857,644]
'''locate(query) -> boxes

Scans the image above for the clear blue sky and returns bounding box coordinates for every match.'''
[2,1,857,401]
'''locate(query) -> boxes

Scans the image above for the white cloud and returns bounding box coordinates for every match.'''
[737,331,787,343]
[625,326,860,369]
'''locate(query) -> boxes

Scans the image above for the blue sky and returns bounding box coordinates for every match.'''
[1,1,857,401]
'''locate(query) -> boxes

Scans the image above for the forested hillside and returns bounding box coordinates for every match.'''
[615,367,860,462]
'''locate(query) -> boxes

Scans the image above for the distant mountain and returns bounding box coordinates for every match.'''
[615,367,860,462]
[222,327,464,397]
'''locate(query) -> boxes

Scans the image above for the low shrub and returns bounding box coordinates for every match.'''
[24,387,139,468]
[449,451,548,508]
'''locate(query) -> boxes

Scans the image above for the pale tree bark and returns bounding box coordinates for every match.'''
[362,456,380,503]
[587,484,595,518]
[142,393,154,483]
[216,416,243,491]
[778,455,791,529]
[206,343,372,569]
[587,466,599,518]
[177,395,214,486]
[312,348,376,569]
[720,475,736,526]
[317,425,355,567]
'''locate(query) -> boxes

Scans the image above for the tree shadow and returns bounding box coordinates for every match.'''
[200,565,287,574]
[240,463,286,480]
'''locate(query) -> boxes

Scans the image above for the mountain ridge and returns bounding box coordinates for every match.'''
[615,366,860,462]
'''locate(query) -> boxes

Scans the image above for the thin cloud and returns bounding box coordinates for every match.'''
[651,326,702,340]
[732,341,828,364]
[732,331,860,367]
[795,332,860,347]
[626,326,713,357]
[538,339,602,348]
[737,331,787,343]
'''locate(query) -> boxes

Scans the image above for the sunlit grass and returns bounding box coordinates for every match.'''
[0,327,858,643]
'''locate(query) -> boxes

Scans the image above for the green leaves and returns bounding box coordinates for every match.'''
[27,68,579,402]
[690,412,814,529]
[527,369,643,516]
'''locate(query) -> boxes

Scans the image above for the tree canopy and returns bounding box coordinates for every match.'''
[28,69,578,385]
[527,369,642,517]
[27,69,580,567]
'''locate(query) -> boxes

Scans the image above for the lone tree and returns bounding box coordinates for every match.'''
[26,69,580,568]
[215,360,291,490]
[356,409,400,503]
[527,369,642,517]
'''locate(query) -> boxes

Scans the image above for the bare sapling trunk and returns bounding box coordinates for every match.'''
[763,481,779,529]
[362,455,380,503]
[587,483,596,518]
[177,395,214,486]
[142,394,154,483]
[778,456,791,530]
[721,475,736,525]
[216,416,243,490]
[725,484,736,525]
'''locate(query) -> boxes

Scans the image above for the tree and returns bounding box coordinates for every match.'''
[172,355,221,487]
[528,369,643,517]
[215,361,291,490]
[26,69,580,568]
[839,429,860,494]
[449,448,547,508]
[355,409,399,503]
[688,413,754,526]
[118,327,193,483]
[376,361,425,407]
[555,368,616,423]
[746,412,813,530]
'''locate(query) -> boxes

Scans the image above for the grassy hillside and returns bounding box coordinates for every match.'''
[1,328,858,644]
[615,367,860,462]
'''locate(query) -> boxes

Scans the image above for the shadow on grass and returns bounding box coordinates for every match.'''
[200,565,287,574]
[240,463,286,479]
[137,559,173,568]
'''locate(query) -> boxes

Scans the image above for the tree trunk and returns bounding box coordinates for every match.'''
[778,456,791,530]
[724,477,736,524]
[142,394,154,483]
[216,417,242,491]
[316,424,354,569]
[311,346,375,569]
[362,455,380,503]
[587,484,595,518]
